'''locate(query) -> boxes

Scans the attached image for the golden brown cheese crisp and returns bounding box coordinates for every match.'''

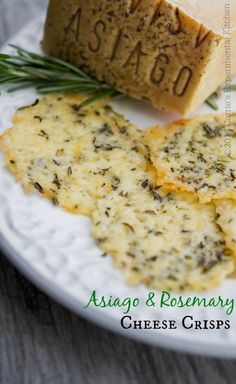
[92,185,233,291]
[0,96,234,291]
[0,94,148,216]
[42,0,236,116]
[145,114,236,203]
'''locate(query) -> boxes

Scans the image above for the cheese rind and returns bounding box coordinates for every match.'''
[43,0,236,115]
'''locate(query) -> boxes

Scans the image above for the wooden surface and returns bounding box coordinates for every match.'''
[0,1,235,383]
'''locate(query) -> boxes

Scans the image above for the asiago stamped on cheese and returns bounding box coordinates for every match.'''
[43,0,236,115]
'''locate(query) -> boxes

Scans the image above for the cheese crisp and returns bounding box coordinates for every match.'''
[145,114,236,203]
[0,94,148,216]
[92,186,233,291]
[216,199,236,260]
[0,96,234,291]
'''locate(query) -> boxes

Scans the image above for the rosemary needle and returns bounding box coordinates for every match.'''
[0,45,120,106]
[0,45,235,110]
[205,97,219,111]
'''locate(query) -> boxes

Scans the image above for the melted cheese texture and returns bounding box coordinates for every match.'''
[92,188,233,291]
[145,114,236,203]
[0,95,234,291]
[0,94,148,216]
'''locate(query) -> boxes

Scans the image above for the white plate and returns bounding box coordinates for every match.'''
[1,16,236,358]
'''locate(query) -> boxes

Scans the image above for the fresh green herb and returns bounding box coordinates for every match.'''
[205,97,219,111]
[0,45,235,110]
[0,45,120,107]
[224,84,236,91]
[205,83,236,110]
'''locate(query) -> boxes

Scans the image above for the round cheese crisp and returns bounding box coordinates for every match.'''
[92,186,234,291]
[0,94,148,216]
[145,114,236,203]
[1,96,234,292]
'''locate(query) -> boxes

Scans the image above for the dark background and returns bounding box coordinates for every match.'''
[0,1,235,383]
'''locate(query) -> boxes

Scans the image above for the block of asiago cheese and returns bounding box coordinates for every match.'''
[42,0,236,116]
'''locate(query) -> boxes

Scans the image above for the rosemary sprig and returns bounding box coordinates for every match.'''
[205,97,219,111]
[0,45,235,110]
[205,84,236,111]
[0,45,120,107]
[225,84,236,91]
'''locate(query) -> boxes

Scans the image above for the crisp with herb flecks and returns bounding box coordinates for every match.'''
[0,96,234,291]
[92,187,233,291]
[145,114,236,203]
[0,93,148,216]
